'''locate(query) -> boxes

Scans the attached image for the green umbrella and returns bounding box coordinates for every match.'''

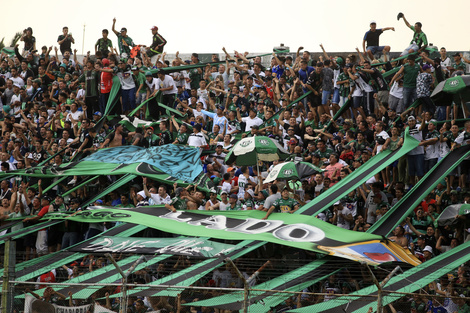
[431,75,470,106]
[225,136,290,166]
[264,161,323,183]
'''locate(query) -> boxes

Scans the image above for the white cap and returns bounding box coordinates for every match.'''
[423,245,433,253]
[137,191,147,199]
[246,189,255,198]
[370,20,377,25]
[334,201,341,206]
[13,83,21,88]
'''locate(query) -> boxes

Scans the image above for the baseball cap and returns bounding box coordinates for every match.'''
[229,194,238,199]
[13,83,21,88]
[227,167,235,172]
[102,58,110,66]
[453,53,461,57]
[131,66,138,71]
[220,191,228,195]
[423,246,433,253]
[60,63,67,69]
[333,201,341,206]
[33,78,41,84]
[246,189,255,198]
[422,64,432,71]
[408,116,416,121]
[145,71,153,76]
[151,26,158,31]
[94,111,102,116]
[417,235,426,240]
[95,199,103,204]
[120,27,127,32]
[42,196,52,202]
[370,20,377,25]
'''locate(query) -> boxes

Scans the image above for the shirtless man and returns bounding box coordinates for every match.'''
[100,124,127,148]
[388,225,408,248]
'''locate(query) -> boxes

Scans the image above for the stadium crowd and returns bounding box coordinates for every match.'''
[1,14,470,313]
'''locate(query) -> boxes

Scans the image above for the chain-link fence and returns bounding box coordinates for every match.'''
[3,279,470,313]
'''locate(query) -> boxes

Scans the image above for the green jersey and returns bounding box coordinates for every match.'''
[227,202,243,211]
[175,132,189,145]
[171,197,187,210]
[315,148,333,159]
[189,67,202,90]
[135,72,147,94]
[409,26,428,48]
[304,119,316,129]
[95,38,113,52]
[116,34,134,56]
[337,72,351,97]
[403,63,421,88]
[272,197,299,213]
[243,199,255,210]
[78,69,100,97]
[227,119,241,134]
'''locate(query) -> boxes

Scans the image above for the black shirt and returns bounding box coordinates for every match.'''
[364,29,384,47]
[57,35,73,54]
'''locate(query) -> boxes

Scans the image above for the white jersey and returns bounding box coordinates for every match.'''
[237,175,254,199]
[187,132,207,147]
[336,207,352,230]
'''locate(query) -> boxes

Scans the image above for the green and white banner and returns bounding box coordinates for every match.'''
[71,236,237,257]
[43,207,419,266]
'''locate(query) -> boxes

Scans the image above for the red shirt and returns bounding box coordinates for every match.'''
[100,68,113,93]
[419,199,436,213]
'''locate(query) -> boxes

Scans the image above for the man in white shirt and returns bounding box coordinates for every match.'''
[145,71,165,120]
[156,71,177,108]
[65,103,83,126]
[9,68,25,87]
[374,121,390,154]
[236,166,256,199]
[332,201,353,229]
[187,124,207,147]
[237,108,263,132]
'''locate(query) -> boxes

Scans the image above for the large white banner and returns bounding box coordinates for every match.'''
[24,294,91,313]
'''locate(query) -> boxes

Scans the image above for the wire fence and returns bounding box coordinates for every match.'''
[3,279,470,313]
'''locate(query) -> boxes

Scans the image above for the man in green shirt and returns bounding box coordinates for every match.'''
[227,194,243,211]
[262,187,299,219]
[95,29,113,58]
[112,18,135,57]
[172,122,189,145]
[132,67,147,107]
[399,14,427,56]
[165,187,188,212]
[390,54,420,109]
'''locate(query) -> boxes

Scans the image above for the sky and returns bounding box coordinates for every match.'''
[1,0,468,57]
